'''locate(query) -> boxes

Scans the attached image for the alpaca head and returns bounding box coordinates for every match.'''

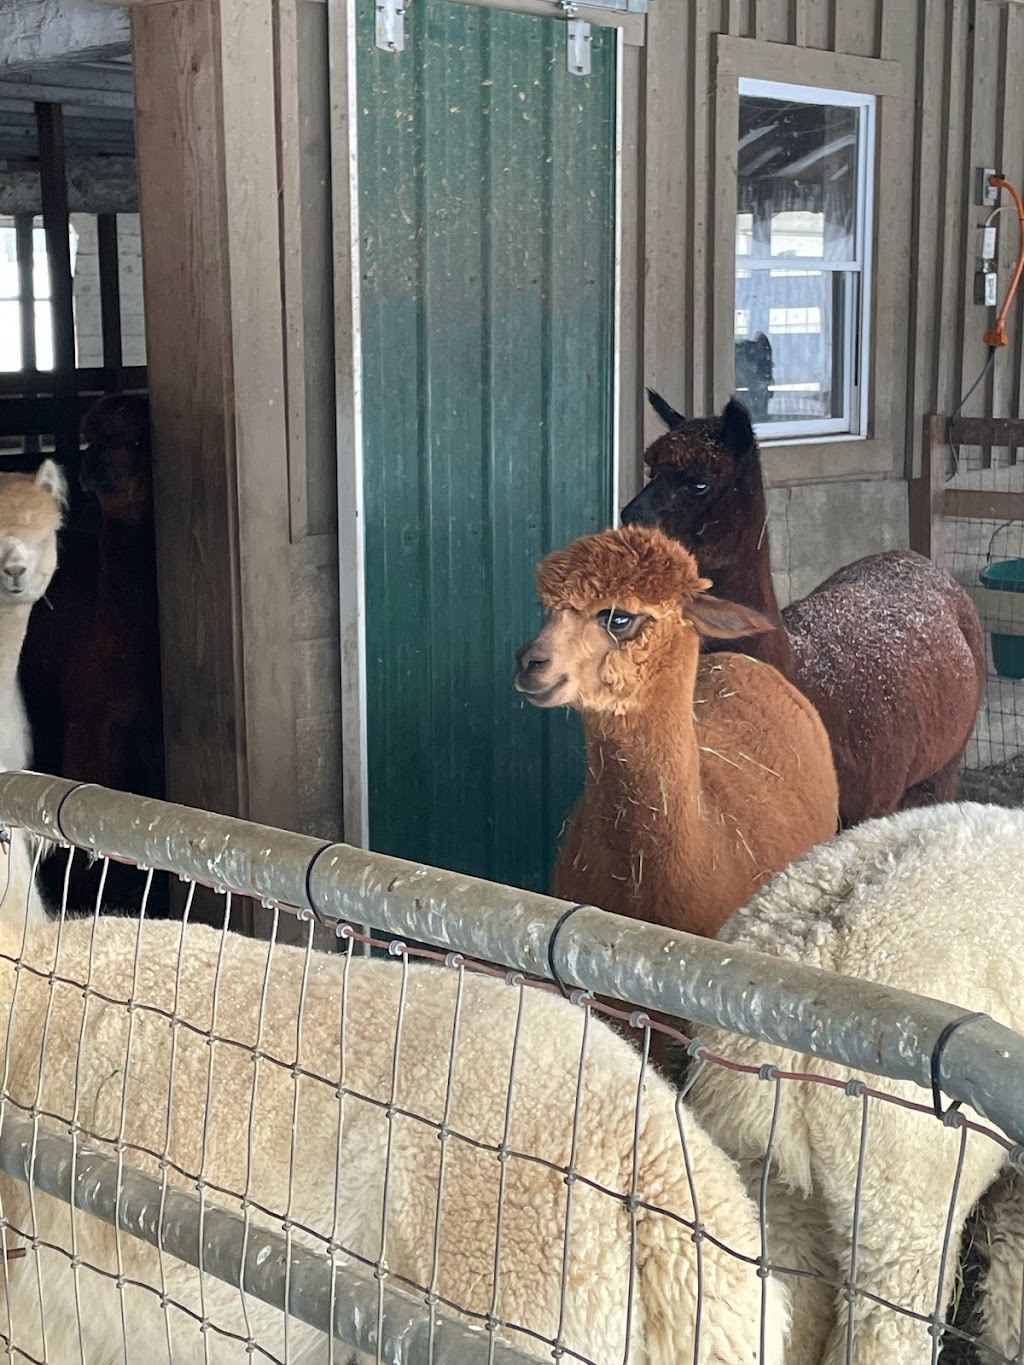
[514,525,772,715]
[619,396,761,569]
[0,461,67,608]
[79,395,152,524]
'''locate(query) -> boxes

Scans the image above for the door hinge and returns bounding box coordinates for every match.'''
[375,0,405,52]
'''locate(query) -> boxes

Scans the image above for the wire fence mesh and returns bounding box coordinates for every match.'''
[0,775,1019,1363]
[931,418,1024,805]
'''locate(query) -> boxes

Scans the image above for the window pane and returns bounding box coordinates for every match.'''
[739,95,860,262]
[34,301,54,371]
[735,268,851,424]
[32,224,49,301]
[735,83,871,433]
[0,300,22,371]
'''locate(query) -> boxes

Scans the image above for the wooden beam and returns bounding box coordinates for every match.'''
[131,0,298,857]
[0,0,129,71]
[97,212,123,381]
[950,416,1024,448]
[35,101,79,462]
[908,414,948,560]
[14,216,36,374]
[943,488,1024,521]
[0,366,145,396]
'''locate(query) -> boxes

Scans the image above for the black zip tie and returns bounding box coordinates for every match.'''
[303,841,337,927]
[546,903,589,998]
[54,780,94,845]
[930,1012,988,1120]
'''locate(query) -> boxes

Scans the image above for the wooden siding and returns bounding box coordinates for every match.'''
[642,0,1024,486]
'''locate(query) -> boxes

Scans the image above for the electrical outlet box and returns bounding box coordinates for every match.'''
[978,167,999,207]
[975,270,998,306]
[978,225,998,260]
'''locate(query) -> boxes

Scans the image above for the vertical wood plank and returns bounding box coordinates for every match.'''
[993,5,1024,441]
[219,0,299,838]
[690,0,713,411]
[789,0,807,46]
[327,0,367,847]
[616,39,644,503]
[97,212,123,384]
[35,101,78,461]
[276,0,308,541]
[642,0,689,434]
[131,0,298,850]
[295,0,337,537]
[908,413,948,559]
[833,0,880,56]
[14,214,35,374]
[934,0,968,413]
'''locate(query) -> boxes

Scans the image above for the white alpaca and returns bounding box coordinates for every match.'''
[0,913,787,1363]
[687,801,1024,1365]
[0,460,67,771]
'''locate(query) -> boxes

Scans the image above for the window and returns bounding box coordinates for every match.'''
[0,215,80,373]
[734,79,875,441]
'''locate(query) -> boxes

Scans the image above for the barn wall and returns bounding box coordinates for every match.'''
[642,0,1024,591]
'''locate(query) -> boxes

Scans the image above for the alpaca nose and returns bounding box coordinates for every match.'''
[3,563,25,590]
[515,642,549,675]
[619,486,659,528]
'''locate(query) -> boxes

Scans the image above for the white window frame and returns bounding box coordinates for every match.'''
[735,77,876,444]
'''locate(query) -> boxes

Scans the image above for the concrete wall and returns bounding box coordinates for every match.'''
[769,479,908,608]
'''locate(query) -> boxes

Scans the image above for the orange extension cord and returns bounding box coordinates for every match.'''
[984,174,1024,347]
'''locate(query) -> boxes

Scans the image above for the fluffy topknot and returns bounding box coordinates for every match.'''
[80,394,150,447]
[536,525,711,614]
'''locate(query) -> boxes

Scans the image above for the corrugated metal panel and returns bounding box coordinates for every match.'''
[357,0,615,891]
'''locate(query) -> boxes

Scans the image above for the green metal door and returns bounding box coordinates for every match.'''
[357,0,616,892]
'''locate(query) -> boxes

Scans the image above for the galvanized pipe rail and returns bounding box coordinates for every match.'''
[0,1112,537,1364]
[1,772,1023,1146]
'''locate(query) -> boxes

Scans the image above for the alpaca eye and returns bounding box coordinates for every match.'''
[597,609,636,636]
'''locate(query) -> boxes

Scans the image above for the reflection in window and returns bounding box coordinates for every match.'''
[734,80,875,438]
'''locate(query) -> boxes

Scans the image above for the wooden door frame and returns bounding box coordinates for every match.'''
[330,0,643,849]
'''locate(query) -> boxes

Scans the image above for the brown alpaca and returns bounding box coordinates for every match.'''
[622,396,986,827]
[514,525,839,938]
[61,395,164,800]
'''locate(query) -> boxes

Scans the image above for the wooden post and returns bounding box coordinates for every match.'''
[908,413,948,561]
[130,0,299,931]
[14,214,40,455]
[96,213,123,389]
[34,101,78,462]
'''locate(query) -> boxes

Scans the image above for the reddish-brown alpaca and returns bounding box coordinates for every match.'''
[622,396,986,827]
[514,525,839,938]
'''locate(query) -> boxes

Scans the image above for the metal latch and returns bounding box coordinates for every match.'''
[561,1,591,76]
[566,18,592,75]
[375,0,405,52]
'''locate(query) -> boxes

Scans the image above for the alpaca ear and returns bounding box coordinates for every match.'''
[684,592,774,640]
[35,458,68,510]
[647,388,684,430]
[721,397,755,459]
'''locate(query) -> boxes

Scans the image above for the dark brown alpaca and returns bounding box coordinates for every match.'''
[621,395,986,826]
[61,395,165,802]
